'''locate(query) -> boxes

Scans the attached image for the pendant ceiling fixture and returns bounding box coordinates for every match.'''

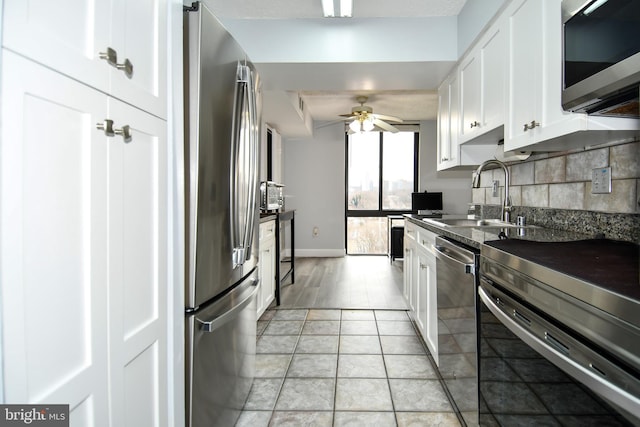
[339,96,403,133]
[322,0,352,18]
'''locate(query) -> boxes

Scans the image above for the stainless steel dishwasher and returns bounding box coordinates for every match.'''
[434,236,479,426]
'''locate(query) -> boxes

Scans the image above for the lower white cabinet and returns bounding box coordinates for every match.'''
[258,219,277,317]
[403,222,438,361]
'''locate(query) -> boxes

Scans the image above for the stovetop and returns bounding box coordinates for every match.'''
[483,238,639,301]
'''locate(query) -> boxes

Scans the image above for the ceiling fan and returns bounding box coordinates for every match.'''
[340,96,403,133]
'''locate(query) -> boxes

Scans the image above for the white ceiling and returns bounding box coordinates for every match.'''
[201,0,473,136]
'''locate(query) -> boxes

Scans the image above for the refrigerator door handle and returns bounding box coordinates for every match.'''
[230,63,252,267]
[242,68,259,258]
[197,278,259,333]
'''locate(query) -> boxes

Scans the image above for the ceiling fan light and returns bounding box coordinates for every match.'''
[363,118,375,131]
[349,120,361,132]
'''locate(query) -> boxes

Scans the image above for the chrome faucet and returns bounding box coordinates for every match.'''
[472,159,512,223]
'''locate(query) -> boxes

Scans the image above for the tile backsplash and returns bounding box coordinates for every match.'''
[472,139,639,214]
[471,139,640,242]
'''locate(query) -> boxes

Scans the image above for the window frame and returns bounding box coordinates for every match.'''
[344,131,419,254]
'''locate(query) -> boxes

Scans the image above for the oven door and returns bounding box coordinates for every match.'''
[478,277,640,426]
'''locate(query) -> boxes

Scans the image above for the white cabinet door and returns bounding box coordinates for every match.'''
[480,23,506,132]
[505,0,542,148]
[110,0,168,118]
[459,54,481,142]
[0,51,110,425]
[107,98,168,427]
[258,220,276,318]
[3,0,167,119]
[416,247,438,362]
[437,74,459,171]
[2,0,111,93]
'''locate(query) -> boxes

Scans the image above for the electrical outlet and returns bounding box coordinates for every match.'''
[591,167,612,194]
[492,180,499,197]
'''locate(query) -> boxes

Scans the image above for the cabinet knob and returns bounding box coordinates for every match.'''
[470,121,480,128]
[99,47,134,79]
[97,120,133,143]
[523,120,540,132]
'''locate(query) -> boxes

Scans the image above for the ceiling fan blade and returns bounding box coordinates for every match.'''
[373,118,400,133]
[372,113,403,123]
[339,114,358,119]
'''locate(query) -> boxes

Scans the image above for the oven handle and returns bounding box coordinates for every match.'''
[478,283,640,418]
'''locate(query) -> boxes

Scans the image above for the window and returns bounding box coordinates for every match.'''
[346,131,418,254]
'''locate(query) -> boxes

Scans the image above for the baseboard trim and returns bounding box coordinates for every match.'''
[292,249,346,258]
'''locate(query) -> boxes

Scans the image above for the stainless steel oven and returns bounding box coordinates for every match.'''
[478,239,640,426]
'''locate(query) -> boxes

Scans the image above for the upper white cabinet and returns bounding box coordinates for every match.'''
[504,0,638,151]
[459,55,481,142]
[437,73,460,171]
[437,0,639,164]
[2,0,167,119]
[459,18,506,145]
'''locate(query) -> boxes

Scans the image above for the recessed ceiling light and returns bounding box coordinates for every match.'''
[322,0,352,18]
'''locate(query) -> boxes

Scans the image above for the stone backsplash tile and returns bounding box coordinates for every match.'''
[610,141,640,179]
[549,182,585,210]
[521,185,548,207]
[510,161,534,186]
[534,156,566,184]
[586,179,637,213]
[566,147,608,182]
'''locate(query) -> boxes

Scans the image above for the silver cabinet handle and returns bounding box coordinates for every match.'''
[97,119,133,143]
[98,47,134,78]
[523,120,540,132]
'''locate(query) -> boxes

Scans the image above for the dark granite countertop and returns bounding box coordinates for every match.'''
[403,214,591,250]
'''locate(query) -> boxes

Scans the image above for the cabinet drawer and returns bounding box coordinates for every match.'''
[260,220,276,241]
[405,222,417,241]
[417,228,437,253]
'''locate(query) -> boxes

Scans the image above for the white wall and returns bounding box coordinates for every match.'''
[282,121,473,256]
[282,122,346,257]
[457,0,506,56]
[418,120,472,215]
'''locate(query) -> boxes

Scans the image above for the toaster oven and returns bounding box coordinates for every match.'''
[260,181,284,211]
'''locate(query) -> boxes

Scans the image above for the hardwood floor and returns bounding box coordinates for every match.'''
[277,256,408,310]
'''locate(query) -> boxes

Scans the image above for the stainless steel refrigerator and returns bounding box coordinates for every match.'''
[183,3,261,426]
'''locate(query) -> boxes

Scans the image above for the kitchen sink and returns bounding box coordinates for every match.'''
[423,218,522,228]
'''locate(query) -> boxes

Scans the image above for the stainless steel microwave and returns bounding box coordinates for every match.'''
[562,0,640,117]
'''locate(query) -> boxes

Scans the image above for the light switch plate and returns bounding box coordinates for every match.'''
[591,167,612,194]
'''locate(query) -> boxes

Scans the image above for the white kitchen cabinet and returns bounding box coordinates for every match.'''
[459,21,506,144]
[437,73,459,171]
[106,97,168,427]
[504,0,638,152]
[459,54,481,142]
[2,0,167,119]
[0,0,172,419]
[403,221,438,361]
[0,51,110,423]
[258,219,277,318]
[0,51,170,425]
[438,70,497,171]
